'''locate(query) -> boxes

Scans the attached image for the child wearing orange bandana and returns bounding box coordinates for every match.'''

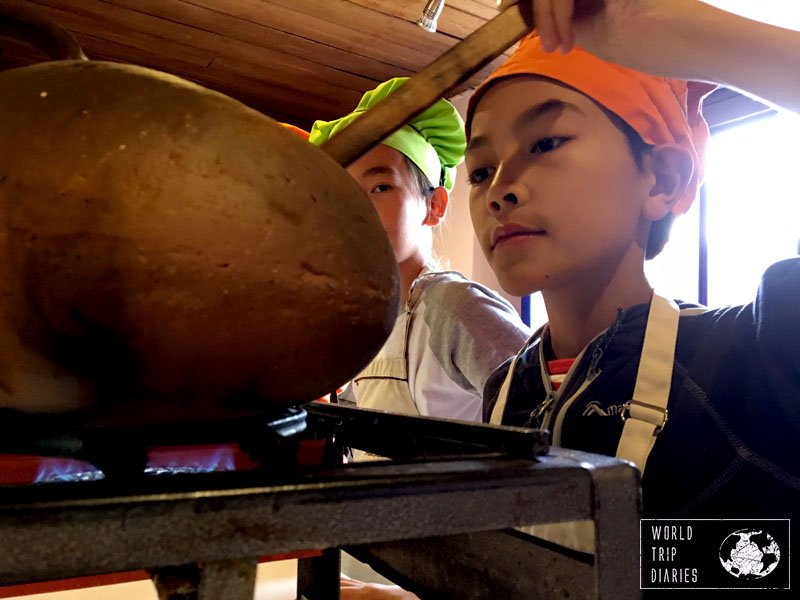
[335,2,799,598]
[468,0,800,545]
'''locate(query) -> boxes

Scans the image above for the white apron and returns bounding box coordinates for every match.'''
[490,293,687,553]
[349,274,436,416]
[350,310,417,415]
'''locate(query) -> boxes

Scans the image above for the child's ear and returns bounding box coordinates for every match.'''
[643,145,694,221]
[423,187,449,226]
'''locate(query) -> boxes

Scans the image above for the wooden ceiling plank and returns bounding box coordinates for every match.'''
[186,0,503,85]
[343,0,487,39]
[159,0,414,82]
[446,0,500,21]
[106,0,403,90]
[256,0,505,85]
[112,0,414,83]
[209,55,363,113]
[182,0,444,71]
[75,32,341,122]
[22,0,380,92]
[7,0,214,67]
[6,0,506,126]
[456,0,501,7]
[287,0,509,77]
[265,0,462,56]
[4,2,362,122]
[24,0,202,49]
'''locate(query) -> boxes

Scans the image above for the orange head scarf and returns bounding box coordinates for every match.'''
[466,34,716,214]
[280,122,311,140]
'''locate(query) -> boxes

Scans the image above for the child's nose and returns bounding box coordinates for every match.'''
[488,191,519,214]
[486,155,527,215]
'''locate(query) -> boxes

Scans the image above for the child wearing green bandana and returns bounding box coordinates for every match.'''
[310,78,530,422]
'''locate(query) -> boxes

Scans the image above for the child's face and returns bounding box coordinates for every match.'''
[467,77,654,296]
[347,144,430,265]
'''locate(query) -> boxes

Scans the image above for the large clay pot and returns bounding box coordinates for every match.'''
[0,7,399,425]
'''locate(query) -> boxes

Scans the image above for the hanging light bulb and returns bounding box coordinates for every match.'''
[417,0,445,33]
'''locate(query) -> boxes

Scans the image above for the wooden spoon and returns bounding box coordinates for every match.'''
[320,2,535,167]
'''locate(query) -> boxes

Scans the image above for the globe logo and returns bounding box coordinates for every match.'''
[719,529,781,579]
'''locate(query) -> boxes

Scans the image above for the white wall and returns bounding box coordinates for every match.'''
[703,0,800,30]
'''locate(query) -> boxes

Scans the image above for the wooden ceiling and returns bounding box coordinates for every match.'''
[0,0,766,131]
[1,0,509,129]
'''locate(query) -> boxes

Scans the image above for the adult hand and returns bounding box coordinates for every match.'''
[339,574,420,600]
[495,0,704,79]
[496,1,800,114]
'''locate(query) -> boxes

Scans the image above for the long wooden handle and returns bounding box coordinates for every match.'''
[320,3,535,167]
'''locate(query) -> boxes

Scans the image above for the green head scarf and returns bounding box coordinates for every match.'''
[309,77,466,193]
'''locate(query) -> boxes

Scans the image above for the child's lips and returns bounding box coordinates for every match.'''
[490,223,546,250]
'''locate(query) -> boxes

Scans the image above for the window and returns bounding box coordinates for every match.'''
[645,197,701,304]
[704,112,800,305]
[702,0,800,31]
[645,111,800,308]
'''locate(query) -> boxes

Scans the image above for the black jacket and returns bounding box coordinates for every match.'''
[485,258,800,521]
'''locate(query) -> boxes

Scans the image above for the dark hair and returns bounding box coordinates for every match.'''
[403,155,436,201]
[608,112,673,260]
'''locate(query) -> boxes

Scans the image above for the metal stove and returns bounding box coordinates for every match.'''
[0,403,641,599]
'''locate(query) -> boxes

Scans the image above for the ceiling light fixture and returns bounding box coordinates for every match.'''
[417,0,445,33]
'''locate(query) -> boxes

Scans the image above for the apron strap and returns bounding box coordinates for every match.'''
[497,293,684,555]
[495,293,681,473]
[489,326,545,425]
[616,293,680,474]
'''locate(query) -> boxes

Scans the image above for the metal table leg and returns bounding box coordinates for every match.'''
[344,451,642,600]
[297,548,341,600]
[347,530,595,599]
[150,558,257,600]
[590,461,641,599]
[198,558,257,600]
[150,564,201,600]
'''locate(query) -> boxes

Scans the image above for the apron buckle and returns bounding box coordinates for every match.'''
[620,399,669,434]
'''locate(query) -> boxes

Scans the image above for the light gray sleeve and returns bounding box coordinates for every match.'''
[420,278,531,396]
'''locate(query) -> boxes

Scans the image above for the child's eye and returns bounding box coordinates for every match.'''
[370,183,392,193]
[468,166,495,185]
[530,137,568,155]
